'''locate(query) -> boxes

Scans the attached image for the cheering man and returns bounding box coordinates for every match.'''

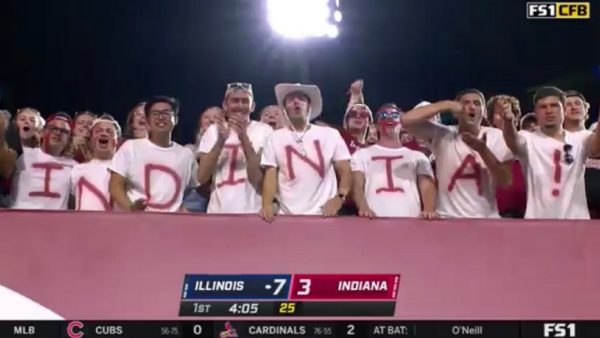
[260,83,352,221]
[197,83,273,214]
[502,87,600,219]
[401,89,513,218]
[109,96,198,212]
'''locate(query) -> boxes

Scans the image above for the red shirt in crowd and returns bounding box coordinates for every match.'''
[495,160,527,218]
[341,131,364,155]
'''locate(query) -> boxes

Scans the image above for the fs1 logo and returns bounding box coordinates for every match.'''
[527,2,590,19]
[543,323,576,337]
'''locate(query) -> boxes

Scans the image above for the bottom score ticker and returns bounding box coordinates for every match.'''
[1,320,599,338]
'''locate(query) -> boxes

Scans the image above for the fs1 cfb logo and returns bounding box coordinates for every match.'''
[543,323,576,337]
[527,2,590,19]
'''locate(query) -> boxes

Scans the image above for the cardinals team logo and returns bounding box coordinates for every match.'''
[219,321,238,338]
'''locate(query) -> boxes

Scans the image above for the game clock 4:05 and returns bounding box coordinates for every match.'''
[228,302,259,315]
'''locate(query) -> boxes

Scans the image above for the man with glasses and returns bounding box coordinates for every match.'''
[197,82,273,214]
[401,89,513,218]
[71,114,121,211]
[10,113,77,210]
[351,106,437,218]
[109,96,198,212]
[259,83,352,221]
[502,87,600,219]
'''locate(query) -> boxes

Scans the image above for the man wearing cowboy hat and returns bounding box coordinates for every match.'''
[259,83,352,221]
[197,82,273,214]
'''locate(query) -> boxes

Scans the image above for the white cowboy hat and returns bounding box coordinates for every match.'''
[275,83,323,120]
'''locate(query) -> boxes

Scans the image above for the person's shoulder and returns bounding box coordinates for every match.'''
[314,124,342,137]
[269,127,289,139]
[249,120,273,133]
[481,126,502,137]
[352,146,370,157]
[120,138,144,150]
[570,129,594,142]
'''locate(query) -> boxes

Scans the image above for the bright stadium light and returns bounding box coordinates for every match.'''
[333,10,342,22]
[267,0,340,39]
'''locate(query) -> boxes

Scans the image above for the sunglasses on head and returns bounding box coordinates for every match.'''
[564,144,574,165]
[227,82,253,92]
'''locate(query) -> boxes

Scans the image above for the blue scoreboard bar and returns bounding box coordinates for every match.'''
[182,274,292,300]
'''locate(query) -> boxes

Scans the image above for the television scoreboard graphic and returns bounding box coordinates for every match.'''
[179,274,400,317]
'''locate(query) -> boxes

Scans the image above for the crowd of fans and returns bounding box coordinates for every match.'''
[0,80,599,219]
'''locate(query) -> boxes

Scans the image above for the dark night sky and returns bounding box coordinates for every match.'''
[1,0,599,142]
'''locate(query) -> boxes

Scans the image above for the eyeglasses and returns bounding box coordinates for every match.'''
[227,82,253,92]
[564,144,574,165]
[149,110,175,119]
[45,125,71,136]
[347,110,371,119]
[377,110,401,120]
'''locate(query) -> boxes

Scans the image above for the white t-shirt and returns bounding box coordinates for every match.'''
[70,159,113,211]
[109,138,199,212]
[0,285,63,320]
[422,124,512,218]
[351,145,434,217]
[10,147,77,210]
[198,121,273,213]
[261,124,351,215]
[515,129,592,219]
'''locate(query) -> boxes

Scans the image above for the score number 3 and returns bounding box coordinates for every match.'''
[296,278,311,296]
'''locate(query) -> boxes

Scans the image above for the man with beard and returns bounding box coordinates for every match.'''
[10,113,77,210]
[352,106,437,218]
[260,105,285,130]
[109,96,198,212]
[401,89,512,218]
[197,83,273,214]
[563,90,592,133]
[260,83,352,221]
[502,87,600,219]
[70,114,121,211]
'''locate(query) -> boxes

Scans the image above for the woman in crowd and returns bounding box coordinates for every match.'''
[69,111,97,163]
[119,102,147,146]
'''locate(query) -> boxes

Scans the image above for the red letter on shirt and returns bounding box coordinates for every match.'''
[285,140,325,179]
[372,155,405,194]
[217,144,246,188]
[448,154,482,195]
[77,177,112,210]
[28,162,65,198]
[144,164,182,209]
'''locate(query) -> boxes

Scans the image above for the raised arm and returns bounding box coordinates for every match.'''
[586,117,600,156]
[197,119,229,185]
[400,100,460,141]
[346,79,365,111]
[500,105,526,156]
